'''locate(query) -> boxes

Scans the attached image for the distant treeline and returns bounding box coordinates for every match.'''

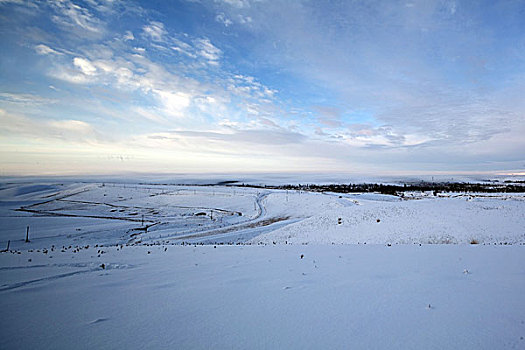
[234,182,525,195]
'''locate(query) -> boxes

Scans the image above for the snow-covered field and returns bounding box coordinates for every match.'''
[1,180,524,349]
[1,182,524,247]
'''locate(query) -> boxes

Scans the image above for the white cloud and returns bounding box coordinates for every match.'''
[123,30,134,41]
[171,45,196,58]
[130,106,166,123]
[171,38,197,58]
[226,75,276,103]
[217,0,250,8]
[49,0,103,34]
[195,38,222,65]
[215,12,251,27]
[73,57,97,75]
[237,15,252,24]
[139,21,224,68]
[314,106,342,128]
[48,119,94,133]
[153,128,305,147]
[51,68,91,84]
[142,21,167,42]
[0,92,56,105]
[35,44,63,55]
[154,90,191,116]
[0,0,36,6]
[83,0,122,15]
[2,0,524,175]
[0,109,98,142]
[215,13,233,27]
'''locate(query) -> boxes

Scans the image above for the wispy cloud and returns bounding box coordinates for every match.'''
[0,0,523,174]
[217,0,252,9]
[34,44,63,55]
[195,38,222,65]
[38,17,279,129]
[166,128,305,146]
[48,0,104,34]
[142,21,167,42]
[0,93,56,105]
[215,13,233,27]
[73,57,98,75]
[0,109,100,143]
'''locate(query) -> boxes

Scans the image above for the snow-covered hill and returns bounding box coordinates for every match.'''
[1,181,524,349]
[1,182,524,248]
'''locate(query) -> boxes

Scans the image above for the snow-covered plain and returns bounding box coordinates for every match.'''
[1,180,524,349]
[2,182,524,247]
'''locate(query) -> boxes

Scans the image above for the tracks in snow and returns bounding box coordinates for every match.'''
[0,263,134,292]
[170,192,294,242]
[10,185,295,245]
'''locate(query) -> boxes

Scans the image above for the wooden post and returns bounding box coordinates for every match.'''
[6,240,10,251]
[25,226,30,243]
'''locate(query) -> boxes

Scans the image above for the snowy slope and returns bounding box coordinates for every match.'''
[1,180,524,349]
[1,182,523,249]
[1,245,524,349]
[250,191,525,245]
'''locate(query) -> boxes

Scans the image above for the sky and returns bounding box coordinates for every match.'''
[0,0,524,176]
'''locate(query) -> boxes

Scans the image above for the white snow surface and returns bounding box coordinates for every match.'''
[1,182,524,247]
[1,181,524,349]
[250,191,525,245]
[1,245,524,349]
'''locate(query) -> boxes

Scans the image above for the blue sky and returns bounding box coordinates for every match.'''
[0,0,524,175]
